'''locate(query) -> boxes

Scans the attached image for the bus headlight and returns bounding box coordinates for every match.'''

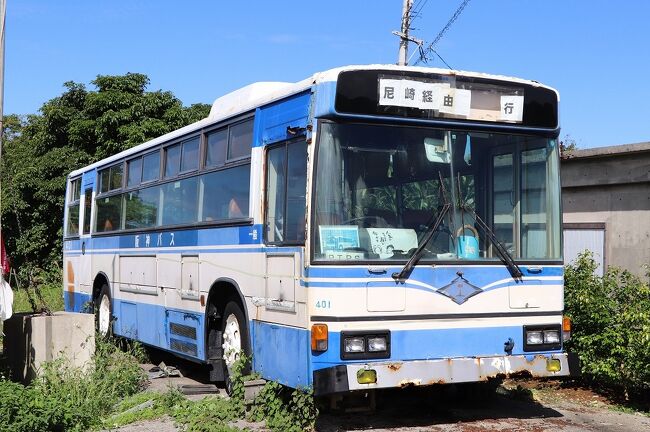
[543,330,560,344]
[340,331,391,359]
[523,325,562,352]
[367,336,387,352]
[344,337,365,353]
[526,331,544,345]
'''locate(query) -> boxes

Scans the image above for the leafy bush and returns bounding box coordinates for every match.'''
[0,336,146,431]
[250,381,317,432]
[564,252,650,400]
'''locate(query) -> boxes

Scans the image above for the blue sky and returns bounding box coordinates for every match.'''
[5,0,650,148]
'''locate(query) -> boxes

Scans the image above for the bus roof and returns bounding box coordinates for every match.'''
[68,64,558,178]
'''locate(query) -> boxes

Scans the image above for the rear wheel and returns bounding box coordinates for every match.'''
[221,300,250,393]
[95,284,112,337]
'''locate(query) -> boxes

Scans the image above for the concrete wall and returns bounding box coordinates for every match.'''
[3,311,95,382]
[561,142,650,278]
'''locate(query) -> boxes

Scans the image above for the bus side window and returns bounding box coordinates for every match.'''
[66,178,82,237]
[265,139,307,245]
[82,187,93,234]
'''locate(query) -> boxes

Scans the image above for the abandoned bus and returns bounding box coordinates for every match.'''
[63,65,575,394]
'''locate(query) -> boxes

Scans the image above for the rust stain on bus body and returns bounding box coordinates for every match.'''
[66,260,75,310]
[387,363,402,372]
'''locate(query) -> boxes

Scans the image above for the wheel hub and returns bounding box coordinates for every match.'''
[222,313,242,369]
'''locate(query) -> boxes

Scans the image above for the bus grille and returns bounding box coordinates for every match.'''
[170,338,198,356]
[170,323,197,340]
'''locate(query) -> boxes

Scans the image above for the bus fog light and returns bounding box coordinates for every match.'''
[367,336,387,352]
[344,337,365,353]
[544,330,560,344]
[356,369,377,384]
[526,331,543,345]
[546,358,561,372]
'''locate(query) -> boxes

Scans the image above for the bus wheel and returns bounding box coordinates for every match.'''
[95,284,112,337]
[221,300,250,394]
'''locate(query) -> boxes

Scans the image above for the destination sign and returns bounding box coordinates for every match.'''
[334,70,558,129]
[378,77,523,123]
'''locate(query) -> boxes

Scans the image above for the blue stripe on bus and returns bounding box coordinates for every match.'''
[311,325,563,371]
[305,265,563,280]
[63,247,301,257]
[304,277,560,290]
[63,224,265,251]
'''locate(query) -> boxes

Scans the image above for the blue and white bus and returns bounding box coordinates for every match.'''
[63,65,575,394]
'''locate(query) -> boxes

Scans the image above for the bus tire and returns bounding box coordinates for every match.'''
[95,284,112,337]
[221,299,251,394]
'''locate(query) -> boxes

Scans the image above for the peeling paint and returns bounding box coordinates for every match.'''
[399,379,422,387]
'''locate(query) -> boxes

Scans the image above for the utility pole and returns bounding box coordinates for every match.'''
[397,0,412,66]
[393,0,423,66]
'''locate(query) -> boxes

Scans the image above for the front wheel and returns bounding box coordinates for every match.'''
[95,284,112,337]
[221,300,251,393]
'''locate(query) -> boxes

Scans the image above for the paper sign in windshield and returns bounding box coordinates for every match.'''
[378,78,471,117]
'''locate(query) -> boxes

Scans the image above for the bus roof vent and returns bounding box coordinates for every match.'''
[208,82,292,122]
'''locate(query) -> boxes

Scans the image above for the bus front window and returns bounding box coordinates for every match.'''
[312,122,561,263]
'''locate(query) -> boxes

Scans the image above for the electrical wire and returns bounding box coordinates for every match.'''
[414,0,471,66]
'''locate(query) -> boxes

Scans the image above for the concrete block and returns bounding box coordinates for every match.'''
[244,378,267,401]
[3,311,95,382]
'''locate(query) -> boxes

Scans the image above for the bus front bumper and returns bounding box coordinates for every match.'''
[313,353,577,395]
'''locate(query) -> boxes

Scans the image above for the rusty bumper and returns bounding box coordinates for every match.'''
[313,353,574,395]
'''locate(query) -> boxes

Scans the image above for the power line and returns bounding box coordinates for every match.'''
[414,0,471,66]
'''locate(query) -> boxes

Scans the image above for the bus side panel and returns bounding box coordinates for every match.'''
[251,320,310,389]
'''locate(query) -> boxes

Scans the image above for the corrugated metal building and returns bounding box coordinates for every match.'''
[561,142,650,278]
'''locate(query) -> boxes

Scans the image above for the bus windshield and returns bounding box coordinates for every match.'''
[313,122,561,263]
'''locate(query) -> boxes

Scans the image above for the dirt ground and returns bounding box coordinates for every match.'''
[109,356,650,432]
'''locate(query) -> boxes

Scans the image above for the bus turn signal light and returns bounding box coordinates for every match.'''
[562,316,571,342]
[311,324,328,352]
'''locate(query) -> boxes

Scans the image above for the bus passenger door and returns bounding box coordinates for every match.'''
[64,177,83,312]
[263,138,307,317]
[78,174,96,307]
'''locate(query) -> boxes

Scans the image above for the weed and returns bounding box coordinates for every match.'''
[12,279,64,314]
[0,335,145,431]
[104,387,185,428]
[502,384,536,402]
[250,381,318,431]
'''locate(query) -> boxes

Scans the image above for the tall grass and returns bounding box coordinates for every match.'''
[0,336,146,431]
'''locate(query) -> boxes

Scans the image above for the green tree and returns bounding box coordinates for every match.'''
[1,73,210,281]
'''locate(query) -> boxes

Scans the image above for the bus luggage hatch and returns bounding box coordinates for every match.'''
[265,252,298,312]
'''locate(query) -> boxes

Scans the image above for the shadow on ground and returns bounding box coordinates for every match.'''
[315,385,564,431]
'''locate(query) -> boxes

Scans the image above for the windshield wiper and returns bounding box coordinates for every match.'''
[460,205,523,281]
[392,202,450,282]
